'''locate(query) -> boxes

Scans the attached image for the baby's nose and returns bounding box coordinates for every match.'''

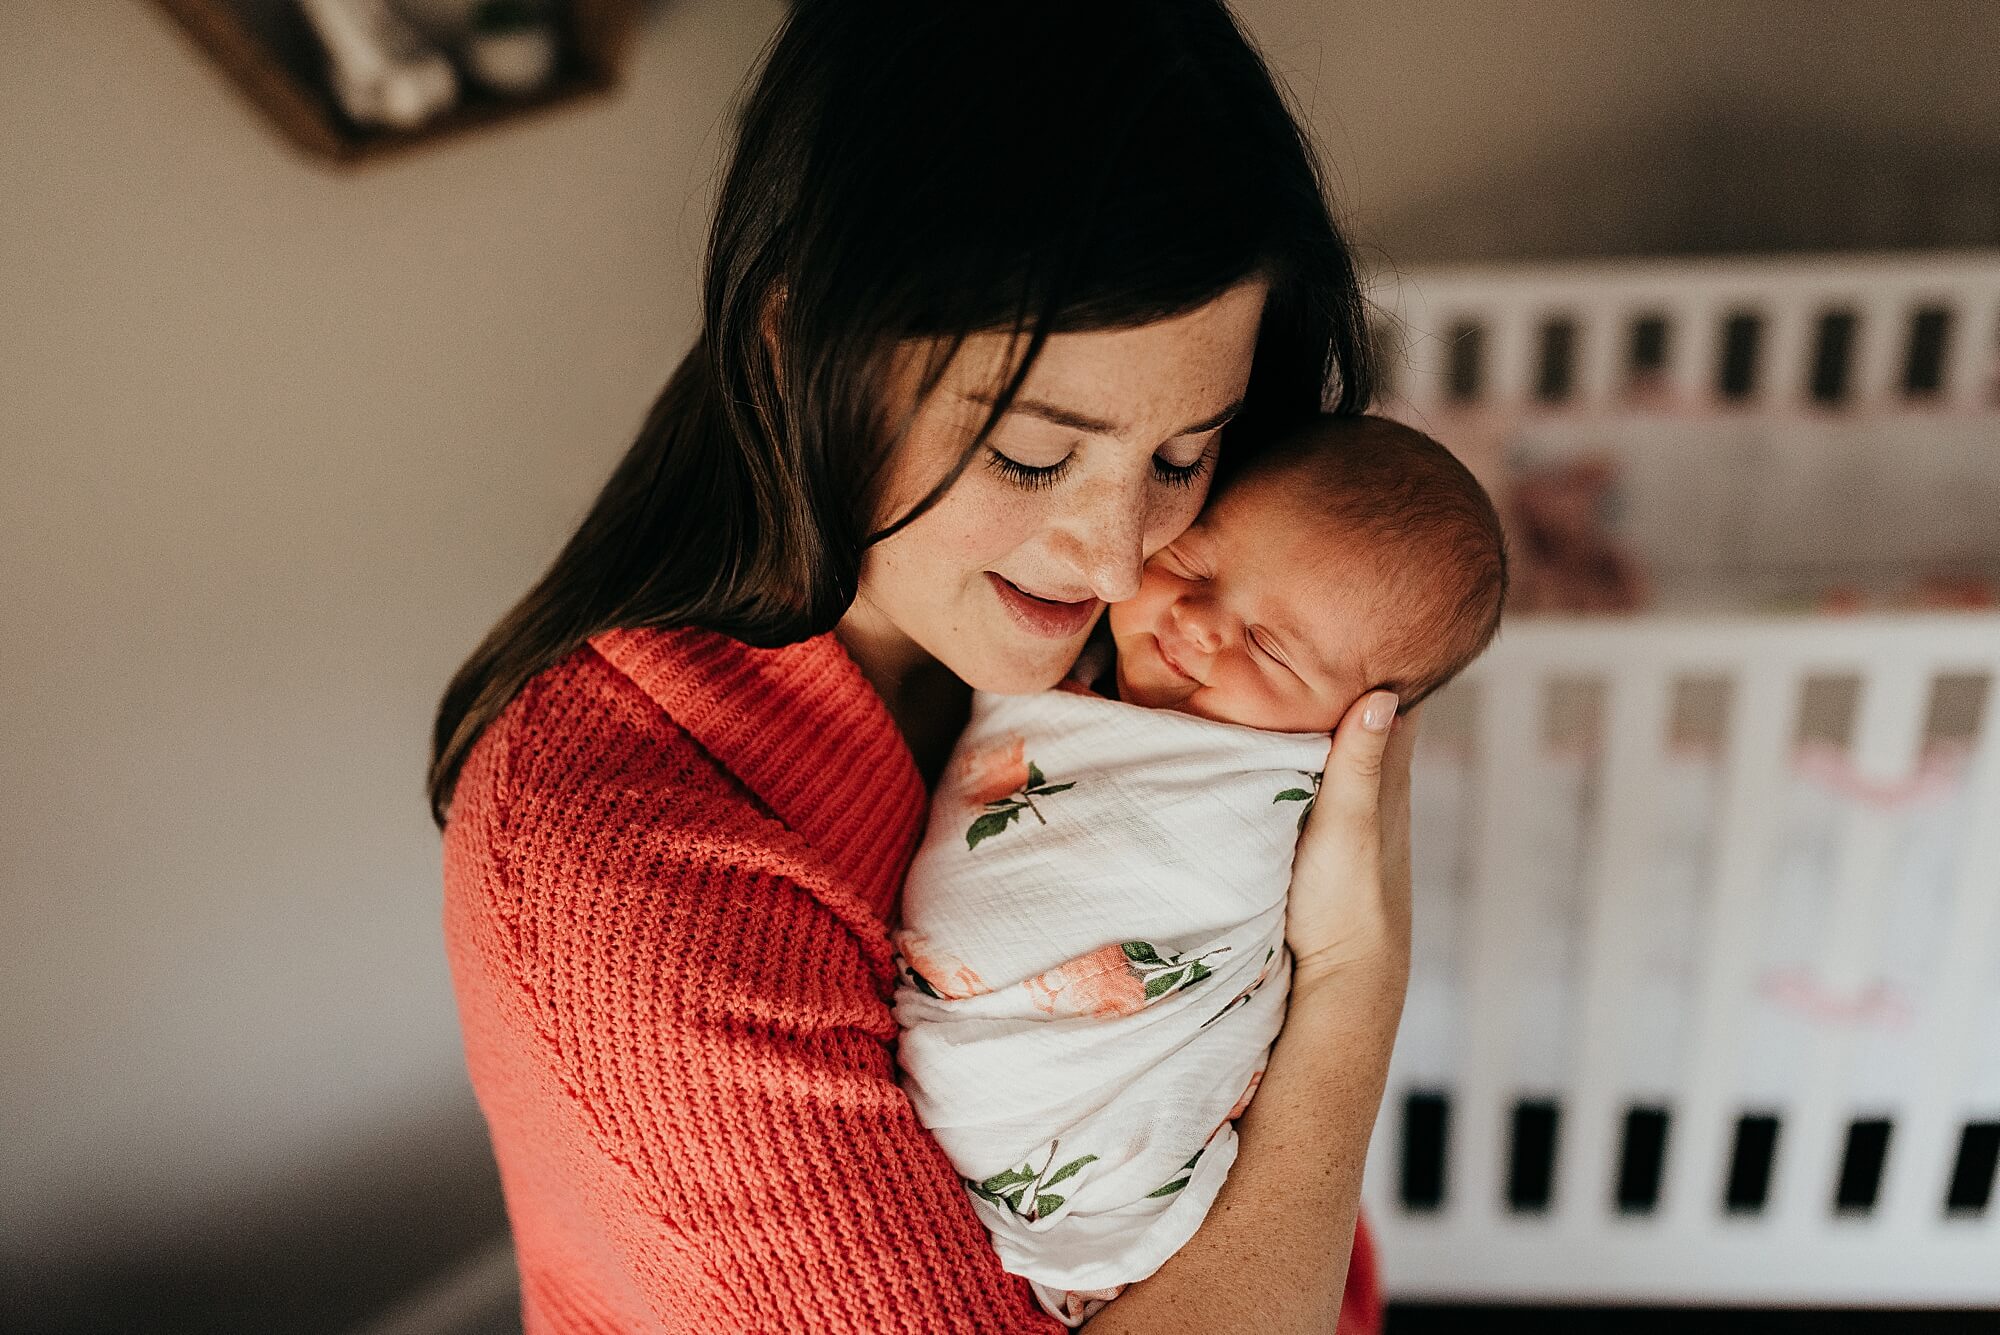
[1174,601,1223,652]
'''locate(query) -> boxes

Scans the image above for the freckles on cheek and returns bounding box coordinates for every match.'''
[1145,489,1209,558]
[935,479,1046,572]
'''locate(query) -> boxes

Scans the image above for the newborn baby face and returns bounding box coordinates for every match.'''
[1107,467,1411,733]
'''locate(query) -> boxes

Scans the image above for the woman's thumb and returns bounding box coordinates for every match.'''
[1290,688,1399,894]
[1321,690,1398,822]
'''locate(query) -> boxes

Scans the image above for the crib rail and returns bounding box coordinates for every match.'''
[1374,251,2000,416]
[1364,612,2000,1303]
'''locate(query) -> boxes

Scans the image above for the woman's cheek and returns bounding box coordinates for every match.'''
[1143,480,1212,558]
[938,473,1053,567]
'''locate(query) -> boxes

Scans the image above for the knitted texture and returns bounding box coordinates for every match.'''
[440,625,1382,1333]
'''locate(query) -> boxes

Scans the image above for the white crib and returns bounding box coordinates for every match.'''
[1360,252,2000,1305]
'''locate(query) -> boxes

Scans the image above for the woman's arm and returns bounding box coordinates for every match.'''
[442,675,1064,1334]
[1090,690,1416,1333]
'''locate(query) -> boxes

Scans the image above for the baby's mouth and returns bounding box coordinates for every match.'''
[1153,635,1201,685]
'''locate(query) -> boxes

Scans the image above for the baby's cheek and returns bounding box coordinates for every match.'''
[1106,595,1144,640]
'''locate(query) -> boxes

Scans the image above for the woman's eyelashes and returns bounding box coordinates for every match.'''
[982,437,1217,492]
[1153,449,1213,489]
[983,448,1073,490]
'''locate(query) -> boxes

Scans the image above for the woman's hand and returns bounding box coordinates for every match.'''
[1094,687,1420,1332]
[1285,690,1420,998]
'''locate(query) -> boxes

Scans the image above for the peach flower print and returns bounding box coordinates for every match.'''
[894,930,990,1000]
[959,736,1030,806]
[1024,942,1146,1019]
[958,738,1077,850]
[1024,941,1226,1019]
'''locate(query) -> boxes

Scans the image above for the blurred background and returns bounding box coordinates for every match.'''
[3,2,1996,1331]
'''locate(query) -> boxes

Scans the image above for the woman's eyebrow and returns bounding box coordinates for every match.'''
[963,393,1244,438]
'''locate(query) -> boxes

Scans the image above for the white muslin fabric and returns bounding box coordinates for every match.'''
[892,686,1329,1324]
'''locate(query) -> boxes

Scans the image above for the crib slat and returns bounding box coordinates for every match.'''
[1942,285,2000,409]
[1453,672,1544,1233]
[1881,671,2000,1231]
[1663,664,1802,1231]
[1771,662,1932,1236]
[1852,294,1911,406]
[1574,299,1626,408]
[1485,306,1536,412]
[1558,672,1672,1234]
[1757,300,1812,409]
[1664,298,1720,407]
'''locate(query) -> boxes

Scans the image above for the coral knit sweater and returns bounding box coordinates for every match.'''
[442,624,1383,1333]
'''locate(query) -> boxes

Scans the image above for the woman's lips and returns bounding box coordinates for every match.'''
[986,573,1099,639]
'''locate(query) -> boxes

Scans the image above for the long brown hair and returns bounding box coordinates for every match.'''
[428,0,1377,827]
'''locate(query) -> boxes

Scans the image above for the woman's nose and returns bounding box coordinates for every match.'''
[1058,477,1147,604]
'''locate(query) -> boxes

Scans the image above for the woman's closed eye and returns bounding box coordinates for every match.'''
[984,447,1074,490]
[1152,446,1213,490]
[982,437,1218,492]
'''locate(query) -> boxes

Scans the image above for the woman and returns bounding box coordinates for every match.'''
[429,3,1416,1330]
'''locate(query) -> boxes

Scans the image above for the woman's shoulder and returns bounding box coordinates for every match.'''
[447,628,914,945]
[446,639,777,899]
[442,635,905,1048]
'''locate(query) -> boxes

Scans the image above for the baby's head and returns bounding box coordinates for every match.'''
[1107,414,1507,733]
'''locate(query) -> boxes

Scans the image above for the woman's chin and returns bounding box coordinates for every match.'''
[946,633,1087,696]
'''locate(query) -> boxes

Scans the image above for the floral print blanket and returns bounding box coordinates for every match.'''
[893,686,1329,1325]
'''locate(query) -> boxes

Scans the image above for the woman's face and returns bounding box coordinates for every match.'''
[852,278,1269,695]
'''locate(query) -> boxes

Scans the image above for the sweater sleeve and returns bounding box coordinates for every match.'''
[443,672,1064,1333]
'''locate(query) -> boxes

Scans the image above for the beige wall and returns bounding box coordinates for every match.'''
[1263,0,2000,261]
[2,0,1993,1311]
[0,0,787,1296]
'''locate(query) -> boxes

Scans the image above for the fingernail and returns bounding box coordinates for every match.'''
[1361,691,1398,733]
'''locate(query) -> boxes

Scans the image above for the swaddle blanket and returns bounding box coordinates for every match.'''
[892,686,1330,1324]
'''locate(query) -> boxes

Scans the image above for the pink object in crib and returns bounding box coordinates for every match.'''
[1758,968,1913,1030]
[1504,452,1650,614]
[1793,738,1966,807]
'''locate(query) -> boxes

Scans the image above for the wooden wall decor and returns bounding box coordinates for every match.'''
[150,0,640,166]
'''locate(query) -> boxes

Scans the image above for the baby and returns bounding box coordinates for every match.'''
[893,414,1506,1324]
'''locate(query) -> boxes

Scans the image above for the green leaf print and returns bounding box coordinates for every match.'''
[1200,947,1278,1027]
[1146,1147,1205,1196]
[1273,771,1324,833]
[961,753,1077,849]
[966,1140,1096,1224]
[1042,1153,1099,1189]
[1111,941,1232,1006]
[966,807,1021,850]
[979,1167,1037,1192]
